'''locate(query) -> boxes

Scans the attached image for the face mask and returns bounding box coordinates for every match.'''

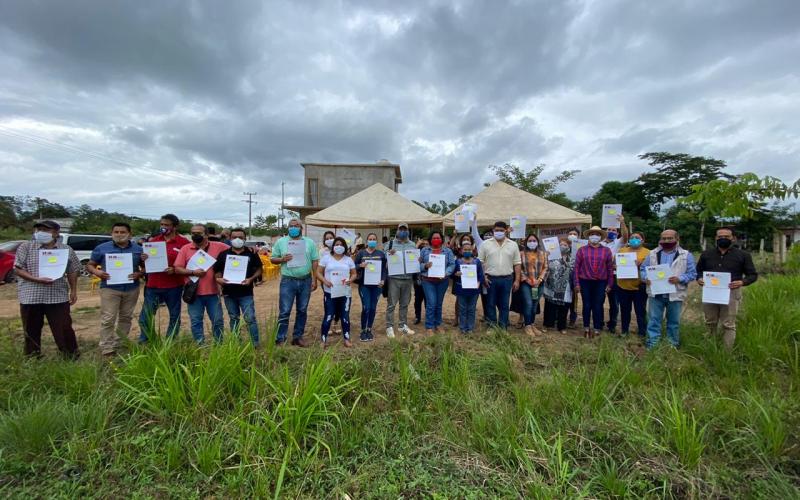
[588,235,602,244]
[33,231,53,244]
[324,238,334,248]
[462,251,473,258]
[493,231,506,240]
[333,245,345,255]
[232,238,245,249]
[288,227,301,238]
[397,230,408,240]
[367,240,377,249]
[628,238,642,248]
[560,245,570,253]
[716,237,732,249]
[483,234,492,241]
[527,241,538,250]
[431,237,442,247]
[112,235,130,245]
[191,234,204,244]
[568,234,578,242]
[159,227,171,235]
[660,241,677,250]
[607,232,617,241]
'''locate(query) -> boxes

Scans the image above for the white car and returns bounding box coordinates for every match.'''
[58,233,113,276]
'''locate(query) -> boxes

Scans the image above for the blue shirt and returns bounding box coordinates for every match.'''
[419,246,456,278]
[453,258,485,296]
[90,240,143,291]
[640,248,697,289]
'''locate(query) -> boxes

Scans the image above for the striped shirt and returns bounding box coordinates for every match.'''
[574,244,614,287]
[14,240,81,305]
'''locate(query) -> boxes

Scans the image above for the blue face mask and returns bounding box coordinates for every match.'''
[462,251,473,258]
[607,232,617,241]
[628,238,641,248]
[397,230,408,240]
[288,227,301,238]
[367,240,377,249]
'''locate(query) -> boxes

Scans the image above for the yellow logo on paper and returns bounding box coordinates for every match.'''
[657,271,666,279]
[198,258,206,265]
[512,219,520,226]
[467,271,476,277]
[620,258,628,265]
[47,256,58,264]
[368,264,375,272]
[114,260,123,268]
[608,208,617,215]
[148,248,158,255]
[710,277,719,286]
[407,253,416,262]
[390,255,399,263]
[232,260,240,267]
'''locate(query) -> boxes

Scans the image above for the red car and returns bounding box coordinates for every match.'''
[0,240,25,284]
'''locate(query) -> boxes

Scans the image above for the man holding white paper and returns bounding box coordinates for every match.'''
[214,228,262,347]
[13,220,81,358]
[695,227,758,349]
[640,229,696,349]
[86,222,144,356]
[384,222,418,338]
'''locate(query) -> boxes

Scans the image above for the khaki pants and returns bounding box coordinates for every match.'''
[703,287,743,349]
[385,278,412,329]
[99,287,140,354]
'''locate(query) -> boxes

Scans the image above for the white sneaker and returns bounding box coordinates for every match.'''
[399,324,415,335]
[386,326,395,339]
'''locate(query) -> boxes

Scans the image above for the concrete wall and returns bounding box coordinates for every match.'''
[303,165,398,207]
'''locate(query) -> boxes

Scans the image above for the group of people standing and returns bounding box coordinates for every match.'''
[12,210,758,358]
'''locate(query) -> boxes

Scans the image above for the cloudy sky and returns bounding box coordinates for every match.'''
[1,0,798,225]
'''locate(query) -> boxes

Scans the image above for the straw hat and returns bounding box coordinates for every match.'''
[582,226,607,239]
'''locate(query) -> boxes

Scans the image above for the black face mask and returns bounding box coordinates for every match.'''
[716,237,732,249]
[191,234,204,244]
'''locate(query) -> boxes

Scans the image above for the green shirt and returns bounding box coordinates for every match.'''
[271,236,319,278]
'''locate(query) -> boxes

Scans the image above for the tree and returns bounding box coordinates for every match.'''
[574,181,655,227]
[635,153,734,211]
[253,214,278,230]
[413,194,470,215]
[488,163,578,207]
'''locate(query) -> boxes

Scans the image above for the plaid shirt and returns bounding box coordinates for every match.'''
[14,240,81,305]
[574,244,614,287]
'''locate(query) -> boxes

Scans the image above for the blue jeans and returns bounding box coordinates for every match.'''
[277,276,312,343]
[358,285,382,331]
[138,286,183,342]
[646,295,682,349]
[605,285,619,331]
[422,279,449,329]
[223,295,260,345]
[519,282,540,326]
[485,275,513,328]
[457,294,479,332]
[617,285,647,336]
[321,292,351,339]
[187,294,224,343]
[579,279,607,330]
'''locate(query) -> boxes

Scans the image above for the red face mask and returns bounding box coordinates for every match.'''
[431,237,442,247]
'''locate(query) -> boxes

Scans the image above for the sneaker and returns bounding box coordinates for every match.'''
[291,337,310,348]
[367,330,375,342]
[413,317,421,325]
[360,332,369,342]
[386,326,395,338]
[399,324,415,335]
[531,326,544,336]
[320,335,328,347]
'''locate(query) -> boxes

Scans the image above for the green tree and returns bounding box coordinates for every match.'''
[574,181,655,227]
[635,153,734,211]
[488,163,578,207]
[413,194,470,215]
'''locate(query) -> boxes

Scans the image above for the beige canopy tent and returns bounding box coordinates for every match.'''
[444,181,591,228]
[305,183,443,228]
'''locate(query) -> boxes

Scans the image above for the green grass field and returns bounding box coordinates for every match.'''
[1,275,798,498]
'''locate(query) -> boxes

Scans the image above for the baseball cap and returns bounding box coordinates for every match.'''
[397,222,409,229]
[33,220,61,231]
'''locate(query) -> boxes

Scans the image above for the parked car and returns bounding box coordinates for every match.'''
[58,233,113,276]
[0,240,25,284]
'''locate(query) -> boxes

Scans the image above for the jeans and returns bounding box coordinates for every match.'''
[321,292,351,339]
[358,285,382,331]
[223,295,259,345]
[646,295,683,349]
[617,285,648,335]
[485,275,513,328]
[605,285,619,331]
[421,279,449,330]
[187,294,224,343]
[579,279,607,330]
[457,294,479,332]
[277,276,312,343]
[543,299,569,331]
[519,282,540,326]
[138,286,183,342]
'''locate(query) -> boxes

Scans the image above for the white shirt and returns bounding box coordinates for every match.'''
[602,238,623,256]
[477,237,521,276]
[319,254,355,295]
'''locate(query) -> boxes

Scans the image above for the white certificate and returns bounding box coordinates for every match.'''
[38,249,69,280]
[428,253,446,278]
[454,211,470,233]
[387,252,405,276]
[403,249,420,274]
[335,228,356,248]
[286,239,307,268]
[460,264,478,289]
[187,249,216,283]
[223,254,249,284]
[602,204,622,228]
[647,264,676,296]
[329,270,349,298]
[542,237,560,261]
[615,252,639,279]
[142,242,168,273]
[106,253,134,285]
[564,283,573,304]
[572,239,588,255]
[510,215,527,239]
[364,260,382,285]
[702,271,731,305]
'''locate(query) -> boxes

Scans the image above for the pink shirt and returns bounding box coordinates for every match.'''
[174,241,230,296]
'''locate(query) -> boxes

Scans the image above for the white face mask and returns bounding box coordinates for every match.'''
[333,245,346,255]
[231,238,245,249]
[568,234,578,242]
[588,235,602,244]
[34,231,53,244]
[324,238,334,248]
[493,231,506,240]
[526,241,538,250]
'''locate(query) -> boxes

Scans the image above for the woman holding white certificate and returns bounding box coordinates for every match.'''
[518,234,548,338]
[316,237,357,347]
[419,230,455,334]
[353,233,387,342]
[453,240,484,334]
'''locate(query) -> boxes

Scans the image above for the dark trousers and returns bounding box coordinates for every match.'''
[579,279,607,330]
[413,280,425,321]
[605,284,619,331]
[20,302,79,358]
[543,299,569,331]
[617,285,648,335]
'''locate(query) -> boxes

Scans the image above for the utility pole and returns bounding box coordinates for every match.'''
[279,181,285,229]
[242,192,257,236]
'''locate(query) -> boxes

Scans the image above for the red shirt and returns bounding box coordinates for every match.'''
[174,241,230,296]
[145,234,190,289]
